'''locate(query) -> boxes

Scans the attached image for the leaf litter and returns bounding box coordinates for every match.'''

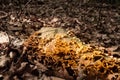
[0,1,120,80]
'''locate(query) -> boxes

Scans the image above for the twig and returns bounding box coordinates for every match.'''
[18,0,32,17]
[0,11,8,19]
[15,47,27,64]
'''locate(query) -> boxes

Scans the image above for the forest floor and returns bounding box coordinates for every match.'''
[0,1,120,80]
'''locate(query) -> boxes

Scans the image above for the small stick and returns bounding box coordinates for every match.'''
[15,47,27,64]
[18,0,32,17]
[0,11,8,19]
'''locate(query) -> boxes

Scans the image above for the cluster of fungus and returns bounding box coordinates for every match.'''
[23,27,120,79]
